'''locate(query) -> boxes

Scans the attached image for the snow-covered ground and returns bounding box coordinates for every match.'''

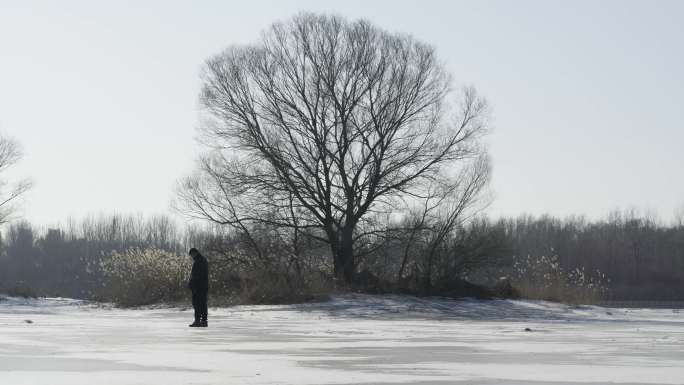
[1,295,683,385]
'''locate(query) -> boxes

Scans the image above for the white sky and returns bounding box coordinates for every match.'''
[1,0,683,226]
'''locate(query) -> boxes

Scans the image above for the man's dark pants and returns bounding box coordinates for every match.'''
[192,290,208,323]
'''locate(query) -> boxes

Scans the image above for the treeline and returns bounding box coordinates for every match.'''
[0,215,187,299]
[0,214,319,304]
[495,212,684,300]
[1,211,682,304]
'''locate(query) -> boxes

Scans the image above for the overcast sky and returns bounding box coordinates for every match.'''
[1,0,682,226]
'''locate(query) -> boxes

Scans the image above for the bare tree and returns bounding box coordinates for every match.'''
[675,205,684,229]
[178,13,490,283]
[0,134,32,224]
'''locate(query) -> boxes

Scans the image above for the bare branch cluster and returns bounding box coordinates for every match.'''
[0,134,33,224]
[178,13,491,282]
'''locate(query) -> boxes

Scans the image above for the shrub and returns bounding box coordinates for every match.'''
[236,264,331,305]
[97,248,189,307]
[95,245,332,307]
[2,284,39,298]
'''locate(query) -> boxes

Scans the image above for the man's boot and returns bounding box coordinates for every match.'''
[189,319,201,327]
[199,318,208,327]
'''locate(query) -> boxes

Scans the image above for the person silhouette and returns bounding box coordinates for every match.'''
[187,248,209,327]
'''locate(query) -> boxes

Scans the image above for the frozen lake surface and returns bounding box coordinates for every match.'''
[1,294,683,385]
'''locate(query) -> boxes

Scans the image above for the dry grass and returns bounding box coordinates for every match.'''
[96,248,190,307]
[508,255,609,305]
[96,247,333,307]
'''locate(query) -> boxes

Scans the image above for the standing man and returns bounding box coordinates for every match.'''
[187,248,209,327]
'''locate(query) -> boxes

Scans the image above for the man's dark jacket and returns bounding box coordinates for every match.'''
[188,253,209,292]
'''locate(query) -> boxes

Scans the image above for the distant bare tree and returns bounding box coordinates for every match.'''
[675,205,684,228]
[178,13,490,283]
[401,156,491,287]
[0,134,32,224]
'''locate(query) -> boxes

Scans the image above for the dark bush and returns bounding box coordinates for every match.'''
[2,284,38,298]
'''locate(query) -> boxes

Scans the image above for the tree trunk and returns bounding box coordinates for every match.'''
[332,226,355,284]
